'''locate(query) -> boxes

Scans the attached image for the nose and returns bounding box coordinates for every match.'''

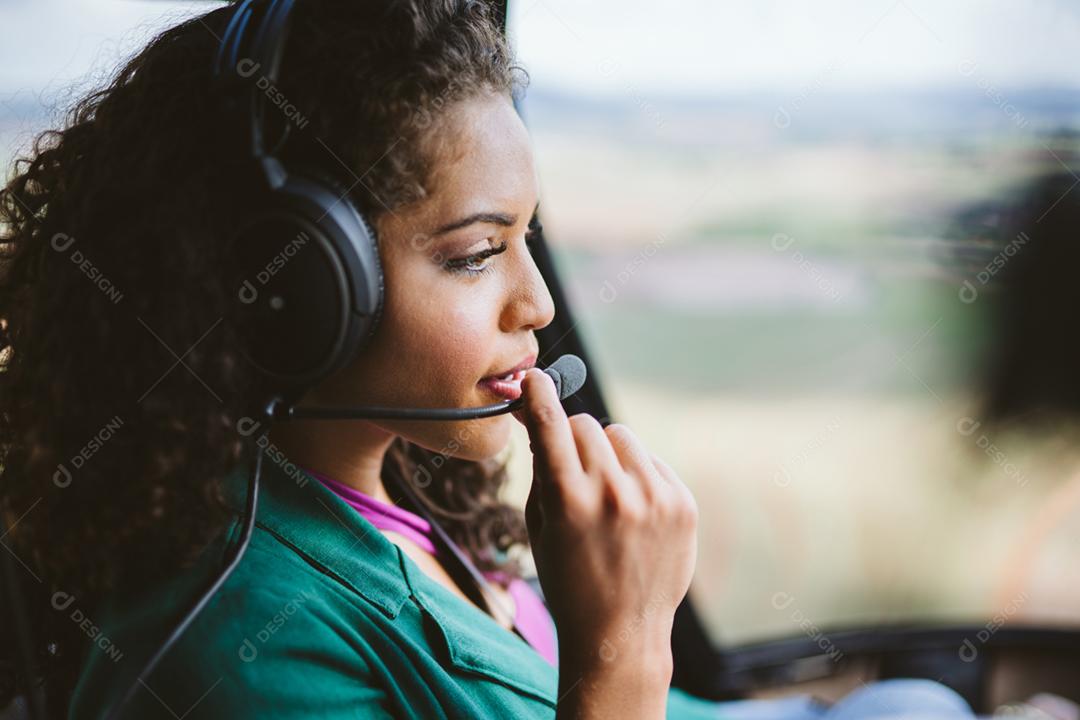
[501,245,555,333]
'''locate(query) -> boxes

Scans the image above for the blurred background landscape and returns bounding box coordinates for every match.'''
[4,0,1080,649]
[502,0,1080,647]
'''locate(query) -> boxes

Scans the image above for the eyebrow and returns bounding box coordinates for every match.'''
[432,200,540,237]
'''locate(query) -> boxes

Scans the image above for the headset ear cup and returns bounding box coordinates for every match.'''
[224,168,384,397]
[291,165,384,345]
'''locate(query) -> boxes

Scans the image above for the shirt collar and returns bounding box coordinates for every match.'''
[223,451,412,618]
[223,448,559,707]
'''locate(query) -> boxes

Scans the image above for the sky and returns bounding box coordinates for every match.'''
[1,0,1079,107]
[508,0,1080,94]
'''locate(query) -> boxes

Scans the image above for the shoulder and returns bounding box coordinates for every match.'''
[70,524,396,719]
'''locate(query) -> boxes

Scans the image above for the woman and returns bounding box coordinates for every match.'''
[0,1,975,717]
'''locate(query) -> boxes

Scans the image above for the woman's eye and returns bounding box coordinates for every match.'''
[443,240,508,276]
[525,220,543,247]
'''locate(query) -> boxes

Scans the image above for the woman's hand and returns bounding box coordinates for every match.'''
[512,368,698,719]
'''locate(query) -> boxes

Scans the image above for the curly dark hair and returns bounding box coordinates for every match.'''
[0,0,530,703]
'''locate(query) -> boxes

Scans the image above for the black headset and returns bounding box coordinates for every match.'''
[218,0,385,407]
[102,1,382,715]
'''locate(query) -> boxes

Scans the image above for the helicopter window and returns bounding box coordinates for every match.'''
[507,0,1080,647]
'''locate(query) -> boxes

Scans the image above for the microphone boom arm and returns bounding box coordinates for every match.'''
[276,353,586,423]
[279,398,522,421]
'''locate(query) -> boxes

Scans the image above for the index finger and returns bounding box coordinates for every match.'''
[513,367,582,479]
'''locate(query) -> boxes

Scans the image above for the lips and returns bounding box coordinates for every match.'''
[478,353,537,402]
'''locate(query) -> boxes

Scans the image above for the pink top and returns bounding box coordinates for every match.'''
[303,467,558,667]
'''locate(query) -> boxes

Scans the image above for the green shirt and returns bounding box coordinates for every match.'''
[69,454,721,718]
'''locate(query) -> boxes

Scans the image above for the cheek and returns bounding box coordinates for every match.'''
[437,303,491,377]
[375,274,501,401]
[403,276,492,354]
[375,285,512,460]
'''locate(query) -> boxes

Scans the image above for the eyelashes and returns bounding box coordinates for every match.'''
[526,218,543,245]
[443,221,544,277]
[443,241,508,276]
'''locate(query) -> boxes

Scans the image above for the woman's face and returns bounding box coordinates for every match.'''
[306,91,555,461]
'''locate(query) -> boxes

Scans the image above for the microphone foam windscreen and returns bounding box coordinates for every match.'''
[542,354,587,400]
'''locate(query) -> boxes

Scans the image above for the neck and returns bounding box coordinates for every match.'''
[267,420,397,505]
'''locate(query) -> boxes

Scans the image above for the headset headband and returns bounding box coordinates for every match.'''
[214,0,298,162]
[211,0,386,400]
